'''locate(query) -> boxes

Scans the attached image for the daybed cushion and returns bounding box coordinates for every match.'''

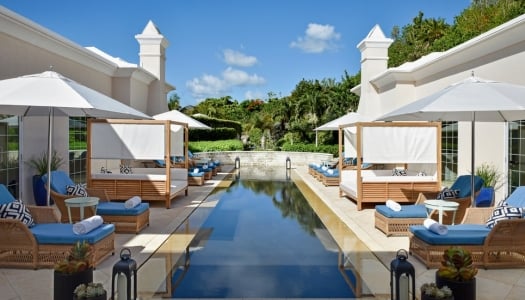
[43,171,76,195]
[30,223,115,244]
[504,186,525,207]
[96,202,149,216]
[409,224,490,245]
[0,184,15,204]
[450,175,484,198]
[375,204,427,218]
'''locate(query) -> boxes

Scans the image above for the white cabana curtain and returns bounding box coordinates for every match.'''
[170,124,184,156]
[343,128,357,158]
[361,126,437,163]
[91,123,166,159]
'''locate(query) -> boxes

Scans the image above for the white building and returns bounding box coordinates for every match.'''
[353,14,525,201]
[0,6,173,202]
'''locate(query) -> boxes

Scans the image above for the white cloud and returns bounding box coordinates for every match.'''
[223,67,265,86]
[186,67,265,99]
[223,49,258,67]
[290,23,341,53]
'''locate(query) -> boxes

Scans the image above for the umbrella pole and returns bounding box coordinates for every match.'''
[46,108,53,206]
[471,117,476,206]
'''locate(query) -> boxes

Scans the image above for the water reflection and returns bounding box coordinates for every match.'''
[140,168,372,298]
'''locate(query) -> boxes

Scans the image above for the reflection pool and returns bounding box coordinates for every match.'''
[141,168,375,298]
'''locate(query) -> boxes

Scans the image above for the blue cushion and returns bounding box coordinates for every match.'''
[450,175,484,198]
[505,186,525,207]
[375,204,427,218]
[42,171,75,195]
[409,224,490,245]
[475,187,494,207]
[154,159,166,167]
[97,202,149,216]
[0,184,16,205]
[30,223,115,244]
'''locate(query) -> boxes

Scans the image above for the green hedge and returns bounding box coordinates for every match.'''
[280,142,338,156]
[189,128,237,141]
[189,139,244,152]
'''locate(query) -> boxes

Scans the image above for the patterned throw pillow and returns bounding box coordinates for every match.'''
[392,168,407,176]
[437,187,460,200]
[120,165,133,174]
[486,202,523,229]
[0,200,35,227]
[66,184,88,197]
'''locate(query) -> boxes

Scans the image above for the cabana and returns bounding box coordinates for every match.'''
[87,119,189,208]
[338,121,442,210]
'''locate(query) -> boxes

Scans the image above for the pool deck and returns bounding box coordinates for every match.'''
[1,165,525,299]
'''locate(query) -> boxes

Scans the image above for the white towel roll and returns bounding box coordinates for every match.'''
[193,168,200,174]
[73,215,103,235]
[386,199,401,212]
[124,196,142,209]
[423,218,448,235]
[327,169,334,175]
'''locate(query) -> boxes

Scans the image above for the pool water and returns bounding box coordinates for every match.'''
[143,169,371,298]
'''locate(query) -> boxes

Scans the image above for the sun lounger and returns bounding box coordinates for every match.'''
[0,185,115,269]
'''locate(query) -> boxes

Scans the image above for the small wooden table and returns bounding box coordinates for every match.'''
[64,197,99,223]
[424,199,459,224]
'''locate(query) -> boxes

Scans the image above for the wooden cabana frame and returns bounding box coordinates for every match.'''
[338,121,442,210]
[87,119,189,208]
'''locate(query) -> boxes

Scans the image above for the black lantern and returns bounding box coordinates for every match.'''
[390,249,415,300]
[111,248,137,300]
[286,156,291,169]
[235,156,240,169]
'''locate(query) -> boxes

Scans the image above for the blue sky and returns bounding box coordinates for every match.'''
[2,0,471,107]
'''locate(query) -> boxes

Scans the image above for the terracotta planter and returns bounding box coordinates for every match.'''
[53,268,93,300]
[436,272,475,300]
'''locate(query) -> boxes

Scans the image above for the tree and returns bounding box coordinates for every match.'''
[167,92,181,111]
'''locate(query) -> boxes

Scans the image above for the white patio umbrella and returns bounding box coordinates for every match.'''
[376,75,525,203]
[314,112,370,146]
[0,70,152,205]
[153,110,211,129]
[314,112,370,131]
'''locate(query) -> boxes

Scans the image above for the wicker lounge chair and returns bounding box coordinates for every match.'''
[0,185,115,269]
[374,175,483,236]
[43,171,150,233]
[408,207,525,269]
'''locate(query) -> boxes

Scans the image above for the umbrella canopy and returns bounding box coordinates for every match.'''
[0,70,152,205]
[315,112,370,131]
[153,110,211,129]
[0,71,151,119]
[376,75,525,202]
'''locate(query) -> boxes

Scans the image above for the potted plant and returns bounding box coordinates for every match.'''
[53,240,93,300]
[475,162,502,207]
[26,150,64,206]
[435,247,477,300]
[420,282,453,300]
[73,282,107,300]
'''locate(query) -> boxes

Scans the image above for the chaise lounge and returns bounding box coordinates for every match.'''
[408,186,525,269]
[374,175,483,236]
[44,170,150,233]
[0,185,115,269]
